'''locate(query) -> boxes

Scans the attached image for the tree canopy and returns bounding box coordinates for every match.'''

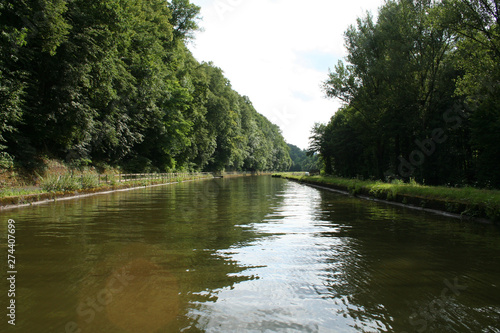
[287,144,320,172]
[311,0,500,188]
[0,0,291,173]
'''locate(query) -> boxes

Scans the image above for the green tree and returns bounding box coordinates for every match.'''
[439,0,500,186]
[0,0,290,175]
[288,144,320,172]
[319,0,464,184]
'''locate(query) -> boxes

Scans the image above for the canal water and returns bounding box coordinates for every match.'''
[1,176,499,332]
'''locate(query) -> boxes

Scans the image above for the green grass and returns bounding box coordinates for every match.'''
[275,173,500,222]
[1,173,170,200]
[0,188,45,198]
[0,160,217,204]
[40,174,83,192]
[80,174,100,189]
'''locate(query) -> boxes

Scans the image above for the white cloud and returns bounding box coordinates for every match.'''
[188,0,384,149]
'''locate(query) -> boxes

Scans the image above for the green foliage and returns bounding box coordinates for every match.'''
[0,153,14,170]
[168,0,201,41]
[441,0,500,187]
[0,187,44,198]
[106,174,118,186]
[282,173,500,221]
[0,0,291,174]
[37,0,72,55]
[313,0,500,188]
[391,179,405,185]
[288,144,320,172]
[80,173,99,189]
[41,174,81,192]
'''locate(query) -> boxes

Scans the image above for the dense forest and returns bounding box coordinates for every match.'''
[0,0,292,173]
[287,144,320,172]
[310,0,500,188]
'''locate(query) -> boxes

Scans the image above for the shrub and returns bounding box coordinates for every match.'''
[107,174,118,186]
[409,178,419,186]
[80,174,99,189]
[41,174,81,192]
[391,179,405,185]
[0,152,14,170]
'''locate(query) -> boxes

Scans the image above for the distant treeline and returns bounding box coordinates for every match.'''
[288,144,320,172]
[310,0,500,188]
[0,0,291,173]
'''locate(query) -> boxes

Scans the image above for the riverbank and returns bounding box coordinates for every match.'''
[0,174,204,210]
[274,173,500,223]
[1,172,271,210]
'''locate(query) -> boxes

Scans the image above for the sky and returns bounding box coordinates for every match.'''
[188,0,385,149]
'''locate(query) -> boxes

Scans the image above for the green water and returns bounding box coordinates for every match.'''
[1,176,499,332]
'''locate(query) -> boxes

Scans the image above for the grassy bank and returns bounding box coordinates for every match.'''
[0,159,270,208]
[0,159,217,208]
[0,173,214,208]
[275,173,500,223]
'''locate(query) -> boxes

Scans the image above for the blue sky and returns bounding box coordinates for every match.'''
[188,0,385,149]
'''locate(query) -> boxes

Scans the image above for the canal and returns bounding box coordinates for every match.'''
[1,176,499,332]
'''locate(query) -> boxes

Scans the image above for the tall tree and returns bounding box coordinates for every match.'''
[0,0,291,174]
[440,0,500,186]
[317,0,479,185]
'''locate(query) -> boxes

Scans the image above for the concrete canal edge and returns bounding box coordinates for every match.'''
[277,175,495,225]
[1,172,272,211]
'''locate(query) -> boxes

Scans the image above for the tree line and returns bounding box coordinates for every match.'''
[288,144,320,172]
[310,0,499,188]
[0,0,292,173]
